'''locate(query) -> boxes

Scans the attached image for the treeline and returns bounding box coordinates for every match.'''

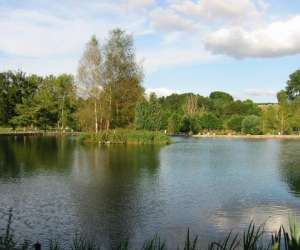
[135,70,300,135]
[1,28,300,135]
[0,29,144,132]
[0,72,77,130]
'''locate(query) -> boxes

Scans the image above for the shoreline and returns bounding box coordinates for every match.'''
[0,131,82,136]
[192,134,300,139]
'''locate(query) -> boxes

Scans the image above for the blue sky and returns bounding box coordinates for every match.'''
[1,0,300,102]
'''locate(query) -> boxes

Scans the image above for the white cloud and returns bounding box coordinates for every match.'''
[145,87,181,97]
[0,8,113,58]
[149,8,196,32]
[0,56,77,75]
[125,0,156,10]
[171,0,265,24]
[139,45,216,73]
[232,89,277,101]
[243,89,277,97]
[205,15,300,58]
[1,0,300,81]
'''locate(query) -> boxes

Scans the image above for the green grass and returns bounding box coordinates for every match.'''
[2,209,300,250]
[80,129,171,145]
[0,127,14,133]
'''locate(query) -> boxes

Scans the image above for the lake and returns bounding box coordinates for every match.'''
[1,135,300,248]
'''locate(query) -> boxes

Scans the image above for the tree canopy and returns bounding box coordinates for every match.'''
[1,30,300,136]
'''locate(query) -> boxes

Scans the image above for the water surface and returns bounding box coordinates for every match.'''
[1,136,300,248]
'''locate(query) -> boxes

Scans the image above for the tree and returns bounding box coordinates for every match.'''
[209,91,234,119]
[227,115,243,132]
[242,115,261,135]
[8,74,41,128]
[135,93,163,131]
[277,90,291,134]
[135,98,149,130]
[0,71,38,126]
[33,75,59,129]
[200,113,223,130]
[75,98,97,132]
[167,113,182,134]
[77,35,103,133]
[286,69,300,100]
[54,74,77,130]
[180,115,191,133]
[190,114,202,134]
[104,29,144,128]
[209,91,233,103]
[289,97,300,133]
[184,94,198,115]
[261,105,279,134]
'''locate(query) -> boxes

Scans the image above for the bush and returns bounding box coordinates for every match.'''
[200,113,223,130]
[167,113,182,134]
[242,115,262,135]
[227,115,244,132]
[81,129,171,145]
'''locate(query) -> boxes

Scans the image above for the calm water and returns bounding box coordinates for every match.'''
[1,136,300,248]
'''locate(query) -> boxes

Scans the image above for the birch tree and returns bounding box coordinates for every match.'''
[103,29,144,129]
[77,35,103,133]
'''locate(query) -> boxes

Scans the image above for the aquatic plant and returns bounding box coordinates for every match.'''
[81,129,171,145]
[2,210,300,250]
[0,208,16,250]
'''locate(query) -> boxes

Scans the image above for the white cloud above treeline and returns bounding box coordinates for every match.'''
[0,0,300,76]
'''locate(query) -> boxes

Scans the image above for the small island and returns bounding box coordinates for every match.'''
[2,1,300,249]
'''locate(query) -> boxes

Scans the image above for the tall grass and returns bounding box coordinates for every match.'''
[2,209,300,250]
[80,129,171,145]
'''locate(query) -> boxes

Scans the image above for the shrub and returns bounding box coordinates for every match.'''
[242,115,262,135]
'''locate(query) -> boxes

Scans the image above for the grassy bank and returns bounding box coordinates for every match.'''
[193,134,300,140]
[80,129,171,145]
[1,210,300,250]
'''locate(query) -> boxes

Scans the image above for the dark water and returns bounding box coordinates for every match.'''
[1,136,300,248]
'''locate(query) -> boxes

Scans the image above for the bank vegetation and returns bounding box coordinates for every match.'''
[1,28,300,139]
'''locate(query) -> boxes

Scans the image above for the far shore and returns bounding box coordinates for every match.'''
[0,130,82,136]
[192,134,300,139]
[2,130,300,140]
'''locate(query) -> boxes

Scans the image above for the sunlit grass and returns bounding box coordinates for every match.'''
[81,129,171,145]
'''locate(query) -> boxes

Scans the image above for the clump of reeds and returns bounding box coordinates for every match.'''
[2,209,300,250]
[80,129,171,145]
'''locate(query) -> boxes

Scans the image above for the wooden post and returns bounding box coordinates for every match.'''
[34,242,42,250]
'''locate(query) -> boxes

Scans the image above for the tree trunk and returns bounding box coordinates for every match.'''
[94,99,98,133]
[107,85,112,130]
[99,102,102,131]
[281,113,284,135]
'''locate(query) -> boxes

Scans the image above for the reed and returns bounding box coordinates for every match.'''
[80,129,171,145]
[2,209,300,250]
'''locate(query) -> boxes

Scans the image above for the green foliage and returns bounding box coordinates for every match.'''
[261,105,278,134]
[242,221,264,250]
[209,91,234,102]
[227,115,244,132]
[167,113,182,134]
[200,113,223,130]
[0,71,38,126]
[2,43,300,136]
[135,94,163,131]
[3,210,300,250]
[71,235,98,250]
[82,129,170,145]
[242,115,261,135]
[142,235,166,250]
[288,217,300,250]
[180,115,191,133]
[286,70,300,100]
[104,28,144,128]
